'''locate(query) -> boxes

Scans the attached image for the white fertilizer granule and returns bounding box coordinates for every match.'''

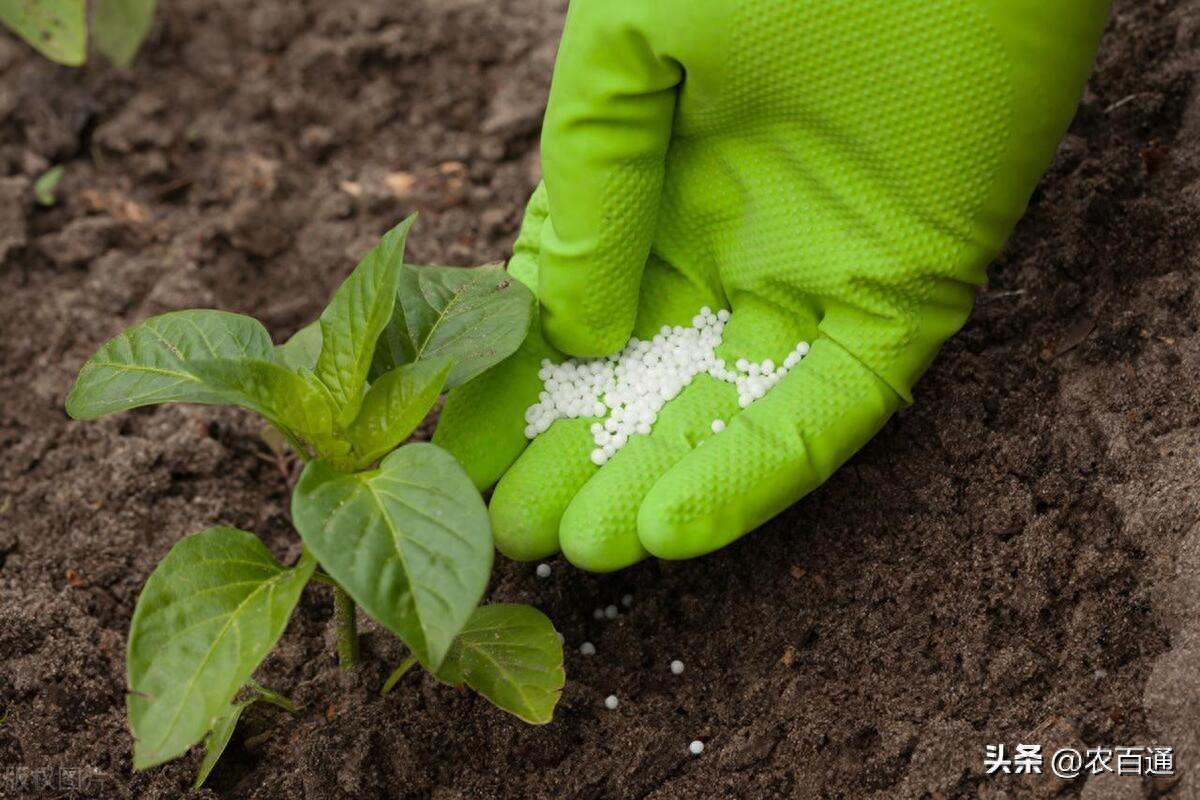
[523,308,808,464]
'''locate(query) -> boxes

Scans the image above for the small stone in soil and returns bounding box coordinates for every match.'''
[689,740,704,755]
[671,659,685,675]
[536,563,551,578]
[604,604,618,619]
[621,593,633,607]
[580,642,596,656]
[604,695,619,710]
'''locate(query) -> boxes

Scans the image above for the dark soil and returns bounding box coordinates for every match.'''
[2,1,1199,798]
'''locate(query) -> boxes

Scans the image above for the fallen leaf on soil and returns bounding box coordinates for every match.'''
[780,646,796,667]
[385,171,416,197]
[78,189,150,226]
[1043,316,1096,361]
[224,154,279,196]
[244,730,275,750]
[119,201,149,225]
[64,568,85,588]
[789,564,806,580]
[1141,137,1170,175]
[80,189,108,213]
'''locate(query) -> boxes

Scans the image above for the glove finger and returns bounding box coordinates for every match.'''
[488,416,595,561]
[489,256,721,566]
[554,296,792,568]
[431,186,553,490]
[432,330,556,492]
[537,3,681,356]
[557,296,807,571]
[558,374,735,571]
[637,332,902,560]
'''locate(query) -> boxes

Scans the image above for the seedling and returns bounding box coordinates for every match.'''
[67,216,565,784]
[33,165,64,207]
[0,0,156,67]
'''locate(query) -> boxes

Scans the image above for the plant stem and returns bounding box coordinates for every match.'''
[333,585,360,671]
[274,424,311,464]
[310,570,339,588]
[247,679,301,714]
[381,655,419,696]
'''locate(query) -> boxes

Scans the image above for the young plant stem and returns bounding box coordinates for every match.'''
[333,585,360,670]
[310,570,338,588]
[247,679,300,713]
[283,430,359,673]
[381,655,419,696]
[276,426,311,465]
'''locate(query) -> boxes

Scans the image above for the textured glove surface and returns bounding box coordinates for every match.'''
[435,0,1110,571]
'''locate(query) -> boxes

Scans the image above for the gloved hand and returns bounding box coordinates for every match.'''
[434,0,1110,572]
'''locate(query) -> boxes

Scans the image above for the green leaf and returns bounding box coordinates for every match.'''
[66,310,274,420]
[275,321,322,372]
[33,165,63,206]
[91,0,155,67]
[184,358,335,444]
[373,263,533,389]
[343,358,451,469]
[0,0,86,66]
[436,604,564,724]
[316,216,415,426]
[194,700,249,789]
[128,527,314,770]
[292,443,492,670]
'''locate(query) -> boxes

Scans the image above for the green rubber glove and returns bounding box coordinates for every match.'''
[434,0,1109,572]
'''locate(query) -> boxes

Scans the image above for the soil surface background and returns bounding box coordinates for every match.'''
[2,1,1200,798]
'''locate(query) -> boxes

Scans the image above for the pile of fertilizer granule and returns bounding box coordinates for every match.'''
[523,308,809,465]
